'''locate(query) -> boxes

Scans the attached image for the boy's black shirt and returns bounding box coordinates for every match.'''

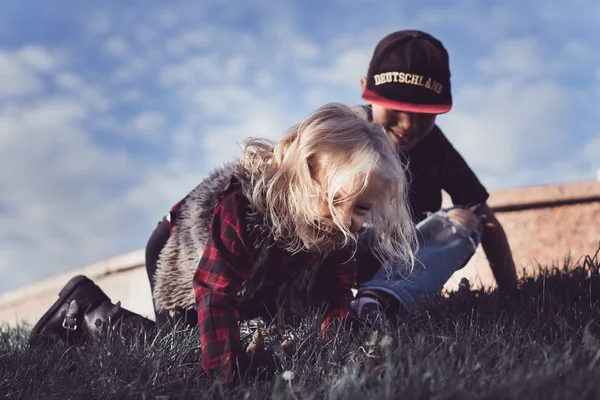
[364,105,489,222]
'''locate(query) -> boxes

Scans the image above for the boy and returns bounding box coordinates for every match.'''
[353,30,517,318]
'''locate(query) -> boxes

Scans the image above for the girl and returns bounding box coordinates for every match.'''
[29,103,416,382]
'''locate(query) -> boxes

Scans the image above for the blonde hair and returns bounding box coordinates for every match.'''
[241,102,417,273]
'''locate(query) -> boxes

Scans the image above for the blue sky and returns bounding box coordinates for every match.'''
[0,0,599,293]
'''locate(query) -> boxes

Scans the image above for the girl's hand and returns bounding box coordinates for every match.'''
[246,328,266,353]
[244,329,274,379]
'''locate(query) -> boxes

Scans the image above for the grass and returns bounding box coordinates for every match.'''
[2,247,600,399]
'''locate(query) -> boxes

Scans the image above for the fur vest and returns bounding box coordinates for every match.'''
[152,161,330,313]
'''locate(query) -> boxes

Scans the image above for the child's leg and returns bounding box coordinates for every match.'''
[355,206,482,315]
[144,217,170,295]
[29,216,196,345]
[355,244,384,286]
[145,217,198,328]
[29,275,156,345]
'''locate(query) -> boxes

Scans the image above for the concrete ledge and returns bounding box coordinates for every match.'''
[0,249,145,311]
[488,180,600,211]
[442,180,600,211]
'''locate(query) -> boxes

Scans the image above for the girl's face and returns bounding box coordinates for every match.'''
[316,173,385,235]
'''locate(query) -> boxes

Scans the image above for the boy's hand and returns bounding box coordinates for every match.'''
[446,207,480,231]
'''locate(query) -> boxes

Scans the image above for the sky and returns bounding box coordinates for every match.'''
[0,0,599,293]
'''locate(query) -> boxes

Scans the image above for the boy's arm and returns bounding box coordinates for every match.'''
[436,130,517,291]
[477,203,518,292]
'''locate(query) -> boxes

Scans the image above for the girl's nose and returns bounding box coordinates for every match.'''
[339,209,353,229]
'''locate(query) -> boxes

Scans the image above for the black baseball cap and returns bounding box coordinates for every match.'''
[362,30,452,114]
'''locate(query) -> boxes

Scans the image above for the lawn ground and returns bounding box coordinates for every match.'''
[2,248,600,399]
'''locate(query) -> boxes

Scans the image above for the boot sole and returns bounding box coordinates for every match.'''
[29,275,93,343]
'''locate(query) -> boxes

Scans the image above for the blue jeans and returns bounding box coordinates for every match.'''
[358,207,482,313]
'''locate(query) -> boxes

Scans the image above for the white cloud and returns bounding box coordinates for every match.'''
[158,10,179,29]
[260,22,320,67]
[135,27,156,44]
[87,11,112,35]
[111,56,148,83]
[103,36,130,58]
[17,45,58,72]
[224,56,248,80]
[55,71,84,89]
[583,135,600,166]
[0,56,43,98]
[200,98,295,167]
[475,37,571,78]
[254,71,275,90]
[120,88,144,103]
[544,160,597,185]
[160,55,221,88]
[55,72,111,111]
[433,28,600,190]
[166,28,212,56]
[413,4,522,42]
[0,43,152,291]
[476,37,547,77]
[292,40,319,60]
[595,65,600,82]
[164,82,300,168]
[0,48,55,98]
[442,78,571,175]
[304,88,329,108]
[0,96,142,287]
[129,111,167,141]
[192,85,254,114]
[122,163,210,217]
[563,40,589,60]
[537,0,600,26]
[301,48,371,86]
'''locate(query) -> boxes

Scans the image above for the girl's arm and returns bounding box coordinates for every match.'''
[193,190,254,382]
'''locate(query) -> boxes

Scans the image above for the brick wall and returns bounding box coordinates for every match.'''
[444,180,600,291]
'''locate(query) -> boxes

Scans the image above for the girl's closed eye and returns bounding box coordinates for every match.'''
[356,204,372,213]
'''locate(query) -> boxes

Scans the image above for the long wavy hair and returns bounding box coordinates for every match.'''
[241,102,417,274]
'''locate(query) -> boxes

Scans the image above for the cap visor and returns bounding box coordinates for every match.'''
[362,87,452,114]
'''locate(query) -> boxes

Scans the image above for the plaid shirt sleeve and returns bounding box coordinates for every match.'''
[193,189,254,381]
[316,250,357,335]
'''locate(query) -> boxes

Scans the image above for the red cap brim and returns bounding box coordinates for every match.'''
[362,87,452,114]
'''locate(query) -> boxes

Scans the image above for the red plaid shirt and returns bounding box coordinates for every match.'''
[192,186,356,381]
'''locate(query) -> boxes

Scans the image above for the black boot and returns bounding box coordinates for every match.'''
[29,275,156,345]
